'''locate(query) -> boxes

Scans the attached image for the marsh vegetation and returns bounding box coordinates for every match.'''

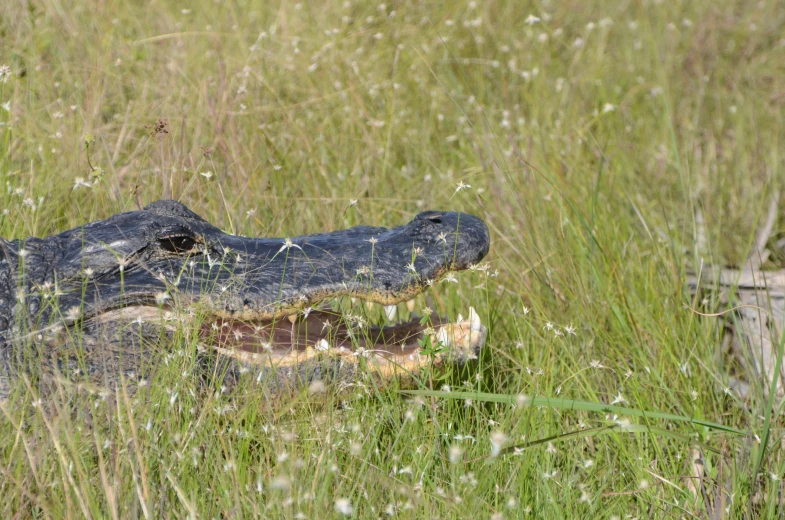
[1,0,784,517]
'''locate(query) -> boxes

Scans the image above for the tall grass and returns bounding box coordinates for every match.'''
[1,0,784,517]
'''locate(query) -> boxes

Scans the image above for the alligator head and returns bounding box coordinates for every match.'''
[0,200,490,398]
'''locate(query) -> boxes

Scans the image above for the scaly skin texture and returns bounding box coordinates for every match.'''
[0,201,491,399]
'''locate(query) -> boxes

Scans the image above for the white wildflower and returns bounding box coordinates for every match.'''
[334,498,353,516]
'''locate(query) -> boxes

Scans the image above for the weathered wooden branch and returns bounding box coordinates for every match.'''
[688,267,785,399]
[687,191,784,399]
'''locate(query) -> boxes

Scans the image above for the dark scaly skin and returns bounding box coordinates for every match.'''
[0,201,490,399]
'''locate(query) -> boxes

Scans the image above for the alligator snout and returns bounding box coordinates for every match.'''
[410,210,491,270]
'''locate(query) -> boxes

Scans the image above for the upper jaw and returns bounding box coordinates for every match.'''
[202,210,491,318]
[55,209,491,324]
[44,206,490,319]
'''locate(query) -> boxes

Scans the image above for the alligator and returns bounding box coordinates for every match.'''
[0,200,491,400]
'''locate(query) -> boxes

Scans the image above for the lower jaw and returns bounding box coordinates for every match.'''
[79,303,486,383]
[200,309,487,374]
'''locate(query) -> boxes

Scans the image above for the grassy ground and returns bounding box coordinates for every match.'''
[1,0,785,517]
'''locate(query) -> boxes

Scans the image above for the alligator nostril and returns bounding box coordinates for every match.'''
[422,212,444,224]
[416,211,445,224]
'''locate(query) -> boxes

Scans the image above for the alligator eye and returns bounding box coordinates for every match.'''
[159,235,197,254]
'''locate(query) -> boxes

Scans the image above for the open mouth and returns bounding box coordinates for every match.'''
[82,292,487,381]
[198,297,487,377]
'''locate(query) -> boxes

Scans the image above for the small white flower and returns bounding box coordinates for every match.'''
[334,498,353,516]
[73,177,93,189]
[489,431,508,458]
[270,475,290,490]
[454,180,471,194]
[611,392,627,405]
[278,238,303,253]
[524,14,540,25]
[615,418,632,429]
[449,444,463,464]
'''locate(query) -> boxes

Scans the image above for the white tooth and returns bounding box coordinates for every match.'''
[287,314,297,324]
[350,297,357,304]
[384,305,397,321]
[436,327,450,346]
[366,301,375,310]
[468,307,482,331]
[457,313,464,322]
[406,299,416,312]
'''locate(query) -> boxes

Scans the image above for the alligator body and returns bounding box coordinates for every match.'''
[0,201,490,400]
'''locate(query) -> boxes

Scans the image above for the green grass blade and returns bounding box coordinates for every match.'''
[402,390,744,435]
[503,423,720,456]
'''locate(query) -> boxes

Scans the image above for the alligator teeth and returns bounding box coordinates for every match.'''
[365,301,375,310]
[287,314,297,324]
[406,299,416,312]
[384,305,397,321]
[436,327,450,346]
[350,297,357,304]
[468,307,482,331]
